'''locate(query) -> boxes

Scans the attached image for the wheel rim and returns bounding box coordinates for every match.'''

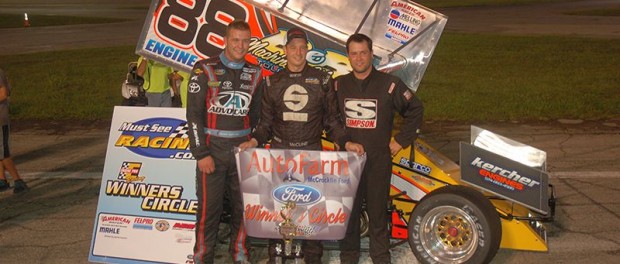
[359,210,369,237]
[419,206,478,263]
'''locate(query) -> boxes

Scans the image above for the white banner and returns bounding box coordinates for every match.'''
[236,148,366,240]
[89,106,197,264]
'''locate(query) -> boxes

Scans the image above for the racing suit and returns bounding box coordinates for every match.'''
[186,53,263,264]
[251,64,349,263]
[335,67,424,263]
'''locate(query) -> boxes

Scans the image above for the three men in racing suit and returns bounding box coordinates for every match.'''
[336,34,424,264]
[186,21,262,264]
[239,27,364,264]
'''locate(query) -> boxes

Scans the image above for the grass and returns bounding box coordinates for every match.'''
[1,46,138,120]
[564,8,620,17]
[417,33,620,121]
[417,0,572,8]
[0,14,129,29]
[1,33,618,122]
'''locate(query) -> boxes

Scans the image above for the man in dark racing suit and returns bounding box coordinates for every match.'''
[335,34,424,264]
[239,27,364,264]
[186,21,263,264]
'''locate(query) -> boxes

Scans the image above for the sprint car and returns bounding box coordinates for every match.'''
[321,125,555,264]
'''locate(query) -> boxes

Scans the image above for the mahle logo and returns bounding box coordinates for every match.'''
[114,118,194,160]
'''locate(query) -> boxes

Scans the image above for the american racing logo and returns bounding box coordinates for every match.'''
[115,118,193,160]
[344,99,377,129]
[470,157,541,191]
[208,91,252,116]
[101,216,131,225]
[272,184,322,205]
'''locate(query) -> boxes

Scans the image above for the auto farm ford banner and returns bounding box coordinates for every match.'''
[136,0,353,77]
[89,107,197,264]
[235,148,366,240]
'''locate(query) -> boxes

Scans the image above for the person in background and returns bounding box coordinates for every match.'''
[171,70,190,108]
[186,20,263,264]
[335,33,424,264]
[0,68,28,194]
[136,56,174,107]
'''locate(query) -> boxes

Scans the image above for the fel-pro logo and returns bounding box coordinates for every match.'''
[283,84,309,122]
[344,99,377,129]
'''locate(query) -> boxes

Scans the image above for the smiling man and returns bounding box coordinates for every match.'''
[335,33,424,264]
[186,20,263,264]
[240,27,364,264]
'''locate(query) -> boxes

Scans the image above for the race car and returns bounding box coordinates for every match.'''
[321,125,555,264]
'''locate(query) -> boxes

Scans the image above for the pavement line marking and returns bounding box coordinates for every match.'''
[551,171,620,178]
[19,172,103,179]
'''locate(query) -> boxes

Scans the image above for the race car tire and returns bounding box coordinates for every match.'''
[360,209,369,238]
[408,185,501,264]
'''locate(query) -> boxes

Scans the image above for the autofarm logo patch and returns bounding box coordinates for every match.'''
[114,118,193,160]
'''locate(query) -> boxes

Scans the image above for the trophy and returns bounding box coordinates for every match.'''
[275,201,303,263]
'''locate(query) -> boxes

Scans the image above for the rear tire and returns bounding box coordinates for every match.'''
[408,185,501,264]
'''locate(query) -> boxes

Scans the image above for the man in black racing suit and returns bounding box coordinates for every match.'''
[239,27,364,264]
[335,34,424,264]
[186,21,262,264]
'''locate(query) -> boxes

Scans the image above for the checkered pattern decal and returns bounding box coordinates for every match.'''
[236,148,366,240]
[168,122,189,138]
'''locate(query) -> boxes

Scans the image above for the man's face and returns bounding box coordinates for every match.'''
[224,28,251,62]
[347,41,373,75]
[284,38,308,70]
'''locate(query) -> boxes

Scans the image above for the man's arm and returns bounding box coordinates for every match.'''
[186,62,211,161]
[136,57,147,77]
[239,71,266,151]
[392,79,424,150]
[249,76,275,146]
[322,75,351,147]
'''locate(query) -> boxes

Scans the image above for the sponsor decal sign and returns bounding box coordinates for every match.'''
[385,0,435,45]
[137,0,351,77]
[460,142,550,214]
[235,148,366,239]
[89,107,197,264]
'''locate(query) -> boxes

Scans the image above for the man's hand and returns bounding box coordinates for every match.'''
[197,156,215,174]
[238,138,258,151]
[389,140,403,156]
[345,141,365,155]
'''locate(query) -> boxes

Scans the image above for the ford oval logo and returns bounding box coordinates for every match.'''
[272,184,322,205]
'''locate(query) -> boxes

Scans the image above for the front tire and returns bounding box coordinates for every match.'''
[408,185,501,264]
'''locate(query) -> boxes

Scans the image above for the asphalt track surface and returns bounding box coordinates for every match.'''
[0,0,619,264]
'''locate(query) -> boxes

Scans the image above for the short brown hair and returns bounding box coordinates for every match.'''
[345,33,373,54]
[225,20,251,37]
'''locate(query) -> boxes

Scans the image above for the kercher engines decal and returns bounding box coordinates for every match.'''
[114,118,193,160]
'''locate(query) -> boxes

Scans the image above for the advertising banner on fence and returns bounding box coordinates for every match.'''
[89,106,197,264]
[235,148,366,240]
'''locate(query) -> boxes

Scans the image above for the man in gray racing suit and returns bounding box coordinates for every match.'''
[240,27,364,264]
[186,21,262,264]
